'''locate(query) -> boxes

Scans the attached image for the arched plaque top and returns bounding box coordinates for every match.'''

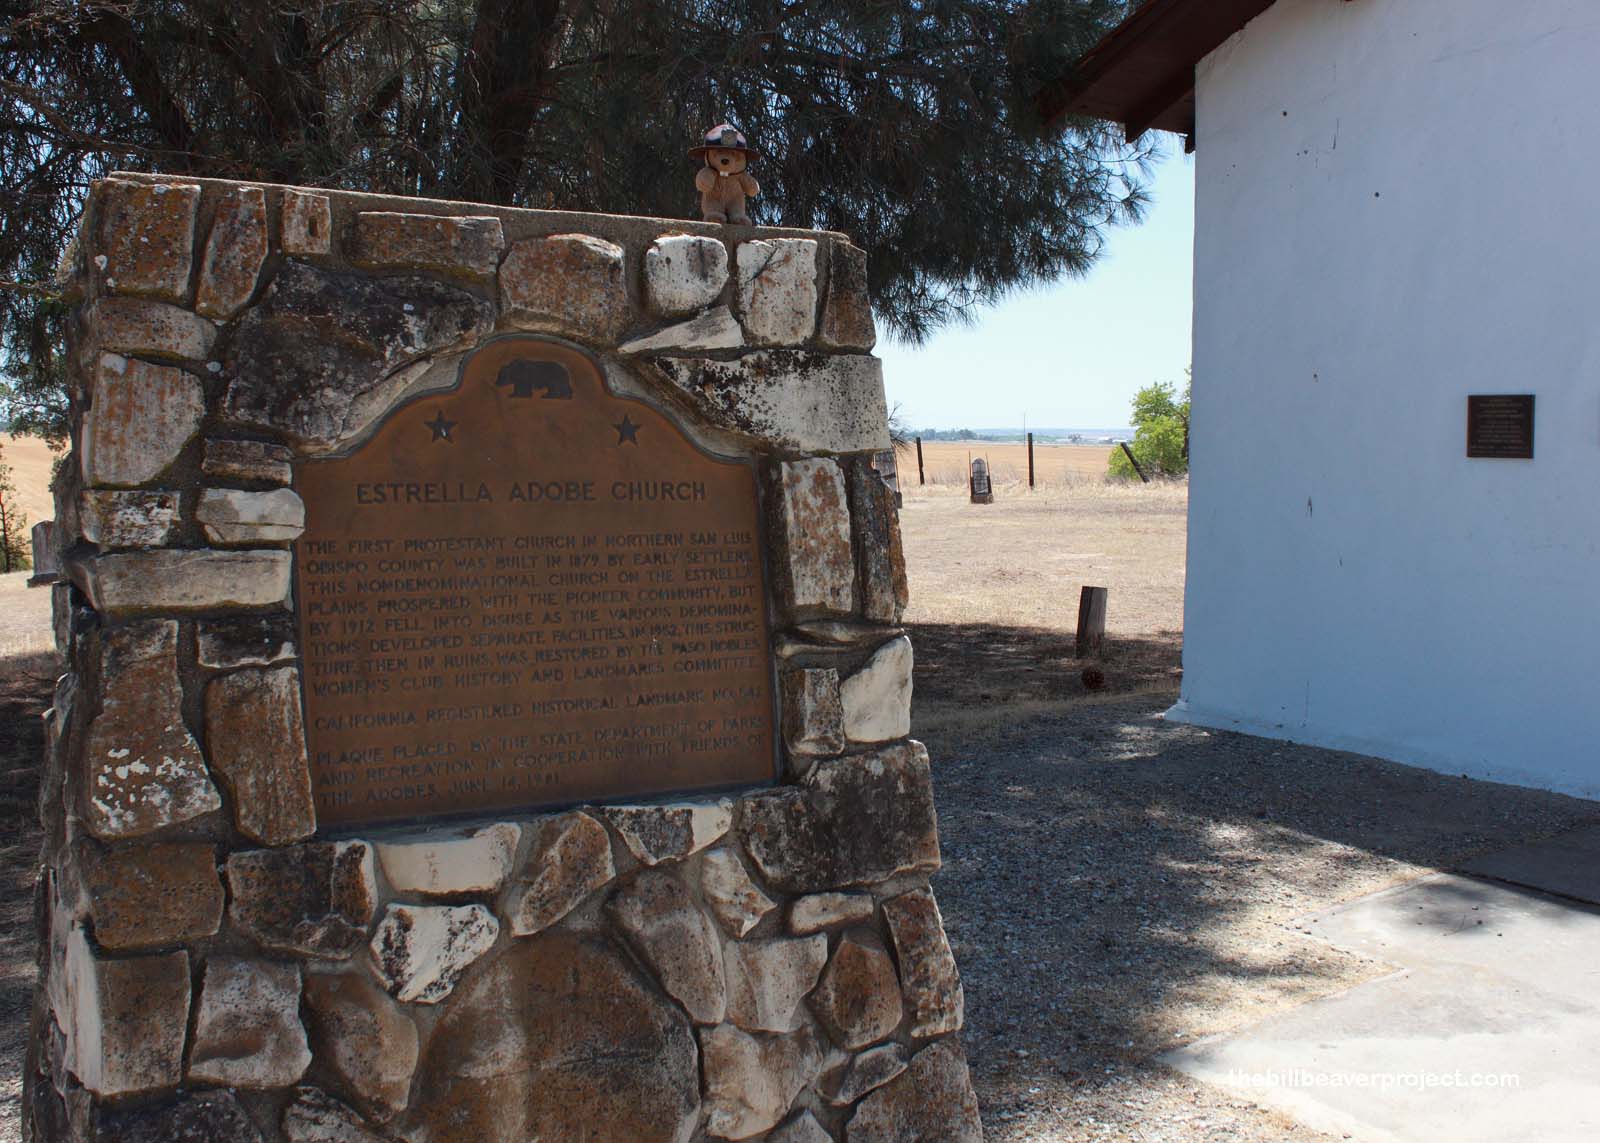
[294,337,776,830]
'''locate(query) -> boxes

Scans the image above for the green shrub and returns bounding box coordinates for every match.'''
[1109,378,1189,479]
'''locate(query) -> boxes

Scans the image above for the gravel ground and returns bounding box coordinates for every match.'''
[926,690,1600,1142]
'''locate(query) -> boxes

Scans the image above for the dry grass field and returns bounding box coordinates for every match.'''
[0,434,62,533]
[898,471,1189,735]
[908,439,1118,487]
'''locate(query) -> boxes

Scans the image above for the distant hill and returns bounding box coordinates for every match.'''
[0,434,64,530]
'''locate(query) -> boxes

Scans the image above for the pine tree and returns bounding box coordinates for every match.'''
[1,0,1152,439]
[0,442,30,573]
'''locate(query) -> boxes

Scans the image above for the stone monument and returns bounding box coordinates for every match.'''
[25,174,982,1143]
[28,520,60,586]
[968,458,993,505]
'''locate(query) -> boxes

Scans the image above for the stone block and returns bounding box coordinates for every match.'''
[202,438,294,485]
[737,742,941,893]
[599,800,731,866]
[782,668,844,756]
[774,458,853,615]
[283,1088,393,1143]
[620,305,744,354]
[350,211,505,279]
[789,892,874,935]
[507,810,615,936]
[91,179,200,301]
[96,1091,264,1143]
[770,1111,834,1143]
[651,352,890,455]
[375,821,520,897]
[196,185,269,318]
[188,957,311,1088]
[227,841,377,959]
[699,1023,823,1140]
[723,936,828,1033]
[407,932,699,1143]
[809,931,902,1049]
[607,870,726,1025]
[882,887,964,1038]
[644,234,730,316]
[735,238,819,346]
[825,1042,907,1106]
[204,666,317,846]
[849,456,909,623]
[841,636,913,744]
[197,613,297,669]
[197,486,307,544]
[845,1039,982,1142]
[281,190,333,255]
[58,930,189,1097]
[89,297,217,362]
[81,619,220,840]
[370,902,498,1004]
[501,233,629,344]
[819,240,877,351]
[700,847,778,938]
[79,840,223,951]
[224,262,492,451]
[302,972,419,1120]
[50,581,73,657]
[77,489,180,549]
[82,354,205,487]
[73,548,291,613]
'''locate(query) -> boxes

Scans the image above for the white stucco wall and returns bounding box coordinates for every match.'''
[1171,0,1600,796]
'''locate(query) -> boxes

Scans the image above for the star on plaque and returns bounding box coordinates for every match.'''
[425,411,457,442]
[613,416,641,445]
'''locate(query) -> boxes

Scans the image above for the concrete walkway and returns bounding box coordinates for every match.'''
[1164,829,1600,1143]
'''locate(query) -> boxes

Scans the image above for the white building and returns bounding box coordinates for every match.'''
[1048,0,1600,796]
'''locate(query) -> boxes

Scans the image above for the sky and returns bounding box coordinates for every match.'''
[878,142,1195,432]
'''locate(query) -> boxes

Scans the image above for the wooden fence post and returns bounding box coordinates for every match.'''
[916,437,925,485]
[1076,586,1108,657]
[1027,432,1035,489]
[1119,442,1150,484]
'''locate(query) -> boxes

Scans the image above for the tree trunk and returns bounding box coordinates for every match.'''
[456,0,574,203]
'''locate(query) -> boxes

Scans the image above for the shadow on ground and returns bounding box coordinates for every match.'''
[913,622,1600,1141]
[910,621,1183,711]
[0,652,55,1138]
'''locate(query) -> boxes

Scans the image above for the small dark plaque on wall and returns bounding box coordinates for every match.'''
[1466,394,1535,459]
[294,337,776,829]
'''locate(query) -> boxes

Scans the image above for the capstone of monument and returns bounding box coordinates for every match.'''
[25,173,981,1142]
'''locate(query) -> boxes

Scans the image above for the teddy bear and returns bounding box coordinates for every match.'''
[690,123,760,225]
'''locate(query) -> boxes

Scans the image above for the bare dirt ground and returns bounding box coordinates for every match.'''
[1,481,1596,1142]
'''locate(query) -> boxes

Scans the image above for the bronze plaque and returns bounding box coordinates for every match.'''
[294,338,775,829]
[1467,394,1535,459]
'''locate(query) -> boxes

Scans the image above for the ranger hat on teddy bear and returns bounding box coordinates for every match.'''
[690,123,761,225]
